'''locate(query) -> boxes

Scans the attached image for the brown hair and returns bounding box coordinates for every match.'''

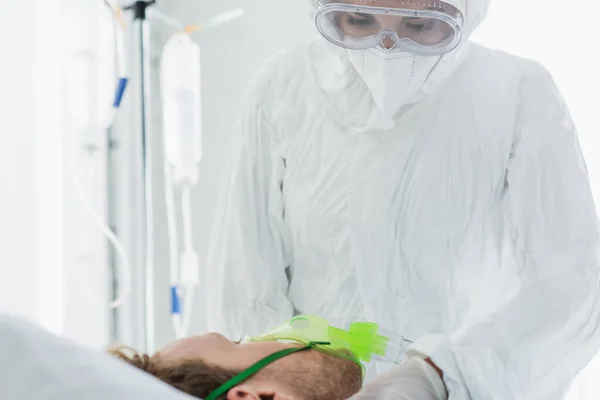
[110,347,237,399]
[109,346,362,400]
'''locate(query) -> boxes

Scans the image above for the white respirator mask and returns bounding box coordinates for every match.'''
[346,49,440,120]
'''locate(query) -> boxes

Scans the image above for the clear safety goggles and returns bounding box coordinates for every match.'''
[314,0,464,56]
[205,314,413,400]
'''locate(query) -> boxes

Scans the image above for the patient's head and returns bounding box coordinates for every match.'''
[110,332,362,400]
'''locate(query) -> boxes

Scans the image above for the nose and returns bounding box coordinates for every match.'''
[381,37,396,50]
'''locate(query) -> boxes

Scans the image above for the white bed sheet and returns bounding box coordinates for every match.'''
[0,316,197,400]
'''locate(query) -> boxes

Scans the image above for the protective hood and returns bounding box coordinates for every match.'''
[308,0,490,129]
[419,0,490,98]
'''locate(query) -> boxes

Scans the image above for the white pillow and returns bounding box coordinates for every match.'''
[0,316,198,400]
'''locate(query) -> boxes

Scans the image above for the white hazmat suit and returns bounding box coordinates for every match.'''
[206,0,600,398]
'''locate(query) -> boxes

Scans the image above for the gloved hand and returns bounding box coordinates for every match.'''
[349,357,448,400]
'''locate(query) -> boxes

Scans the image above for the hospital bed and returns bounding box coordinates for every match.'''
[0,316,196,400]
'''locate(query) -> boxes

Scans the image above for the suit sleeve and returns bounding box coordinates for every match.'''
[409,63,600,399]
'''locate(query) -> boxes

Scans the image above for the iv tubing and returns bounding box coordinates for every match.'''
[68,127,133,309]
[68,0,132,310]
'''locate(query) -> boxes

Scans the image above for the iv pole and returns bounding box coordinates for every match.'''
[123,0,156,354]
[114,1,242,353]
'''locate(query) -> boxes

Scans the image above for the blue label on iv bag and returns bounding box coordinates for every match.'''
[171,286,182,315]
[113,77,129,108]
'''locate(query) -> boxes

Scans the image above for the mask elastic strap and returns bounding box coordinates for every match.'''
[205,342,330,400]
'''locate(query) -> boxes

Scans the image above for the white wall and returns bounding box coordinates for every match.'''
[0,0,68,335]
[471,0,600,191]
[0,0,40,323]
[0,0,111,349]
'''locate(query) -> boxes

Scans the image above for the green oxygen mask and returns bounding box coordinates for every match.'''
[205,314,413,400]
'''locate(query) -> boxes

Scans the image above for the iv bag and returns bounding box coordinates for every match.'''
[160,33,202,186]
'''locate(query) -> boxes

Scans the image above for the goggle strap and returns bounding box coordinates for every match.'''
[205,342,330,400]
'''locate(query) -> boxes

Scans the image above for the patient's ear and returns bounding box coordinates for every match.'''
[226,385,295,400]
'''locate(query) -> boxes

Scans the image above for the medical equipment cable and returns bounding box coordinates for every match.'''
[180,185,197,336]
[164,164,185,339]
[164,177,199,339]
[69,0,132,310]
[106,125,121,342]
[181,188,193,259]
[69,128,133,310]
[164,172,199,339]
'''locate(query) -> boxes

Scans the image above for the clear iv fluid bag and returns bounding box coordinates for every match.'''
[65,0,117,135]
[160,33,202,186]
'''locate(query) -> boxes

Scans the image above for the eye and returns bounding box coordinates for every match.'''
[347,12,375,27]
[236,335,252,344]
[406,18,437,32]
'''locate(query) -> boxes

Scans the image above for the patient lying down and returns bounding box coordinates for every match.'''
[110,332,362,400]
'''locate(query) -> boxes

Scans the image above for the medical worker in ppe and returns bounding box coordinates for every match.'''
[206,0,600,398]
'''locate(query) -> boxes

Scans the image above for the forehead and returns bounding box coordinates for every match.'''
[157,333,304,370]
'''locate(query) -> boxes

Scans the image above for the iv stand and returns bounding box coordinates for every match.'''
[123,0,156,354]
